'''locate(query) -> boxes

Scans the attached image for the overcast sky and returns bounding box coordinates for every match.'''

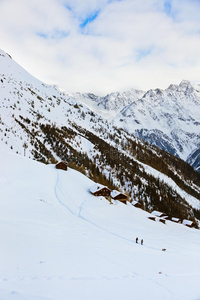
[1,0,200,95]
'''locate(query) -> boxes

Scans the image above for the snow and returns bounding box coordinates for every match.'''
[1,149,200,300]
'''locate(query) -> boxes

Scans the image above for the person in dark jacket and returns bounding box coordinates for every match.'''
[141,239,143,245]
[136,237,138,243]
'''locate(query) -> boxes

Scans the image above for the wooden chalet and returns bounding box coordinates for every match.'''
[148,216,156,221]
[131,200,141,208]
[182,219,196,228]
[171,217,181,224]
[90,184,111,197]
[151,210,168,219]
[159,218,166,224]
[111,190,128,203]
[55,161,68,171]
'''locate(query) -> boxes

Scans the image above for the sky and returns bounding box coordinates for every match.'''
[1,0,200,95]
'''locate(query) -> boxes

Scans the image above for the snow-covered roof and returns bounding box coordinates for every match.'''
[56,161,68,167]
[171,217,181,222]
[182,220,194,226]
[111,190,121,198]
[132,200,138,205]
[111,190,127,199]
[90,183,109,194]
[131,200,140,206]
[151,211,166,217]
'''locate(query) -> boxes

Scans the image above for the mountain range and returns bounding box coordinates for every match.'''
[71,80,200,173]
[0,49,200,224]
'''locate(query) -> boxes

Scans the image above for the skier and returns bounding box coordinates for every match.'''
[141,239,143,245]
[136,237,138,243]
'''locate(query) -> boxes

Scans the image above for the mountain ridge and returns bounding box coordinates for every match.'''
[72,79,200,172]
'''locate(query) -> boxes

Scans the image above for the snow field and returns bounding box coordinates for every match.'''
[0,149,200,300]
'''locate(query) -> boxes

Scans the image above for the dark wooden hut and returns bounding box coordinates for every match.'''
[159,218,166,224]
[111,190,128,203]
[151,210,168,219]
[55,161,68,171]
[171,217,181,224]
[182,220,196,228]
[148,216,156,221]
[131,200,141,208]
[90,184,111,197]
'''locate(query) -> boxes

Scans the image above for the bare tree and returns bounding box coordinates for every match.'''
[23,142,28,157]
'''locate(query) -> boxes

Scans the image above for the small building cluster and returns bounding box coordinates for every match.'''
[90,183,142,208]
[90,183,129,203]
[55,162,196,229]
[148,210,196,228]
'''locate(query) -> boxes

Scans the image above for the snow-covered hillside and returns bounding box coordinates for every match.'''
[1,149,200,300]
[0,49,110,160]
[1,48,200,224]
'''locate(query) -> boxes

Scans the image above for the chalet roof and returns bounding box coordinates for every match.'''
[90,183,110,194]
[182,220,194,226]
[55,161,68,170]
[151,210,166,218]
[171,217,181,222]
[56,161,68,167]
[148,216,156,221]
[131,200,141,206]
[111,190,127,199]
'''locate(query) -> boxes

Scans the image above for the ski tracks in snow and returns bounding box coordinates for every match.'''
[54,169,165,255]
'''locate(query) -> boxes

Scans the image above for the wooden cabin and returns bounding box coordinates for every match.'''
[111,190,128,203]
[171,217,181,224]
[55,161,68,171]
[131,200,141,208]
[159,218,166,224]
[148,216,156,221]
[90,184,111,197]
[182,220,196,228]
[151,210,168,219]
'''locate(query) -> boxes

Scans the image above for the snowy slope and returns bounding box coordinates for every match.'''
[1,149,200,300]
[0,49,108,158]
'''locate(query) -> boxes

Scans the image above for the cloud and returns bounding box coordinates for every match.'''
[0,0,200,94]
[37,30,69,40]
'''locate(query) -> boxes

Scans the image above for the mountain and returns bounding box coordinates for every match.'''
[0,49,200,224]
[73,81,200,173]
[68,89,145,119]
[1,148,200,300]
